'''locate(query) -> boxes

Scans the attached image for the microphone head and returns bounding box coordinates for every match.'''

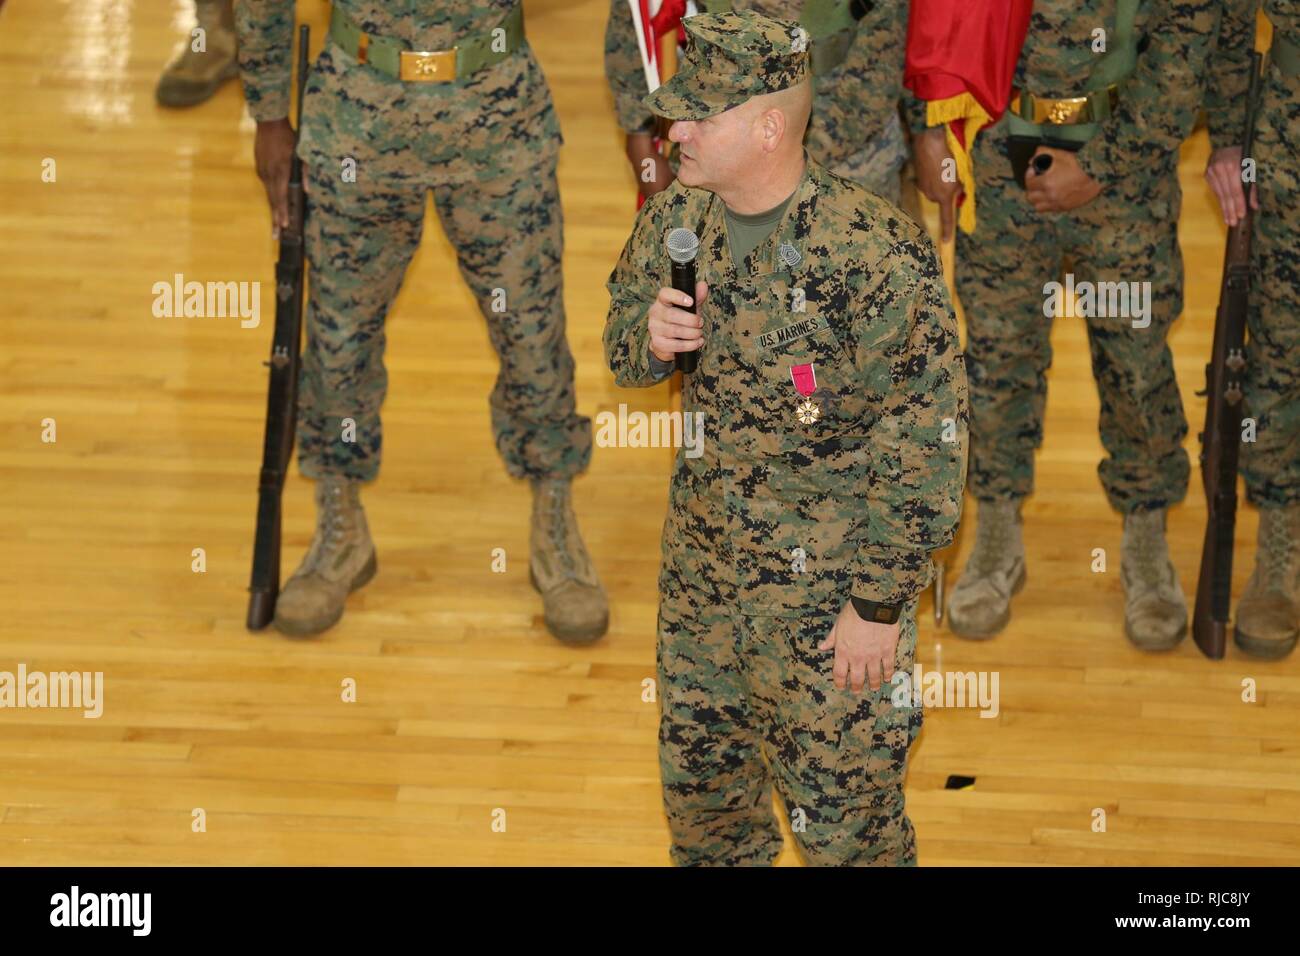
[666,227,700,265]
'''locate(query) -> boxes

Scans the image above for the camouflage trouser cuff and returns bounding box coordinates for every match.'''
[298,456,379,484]
[1243,485,1300,509]
[495,413,593,482]
[504,456,590,483]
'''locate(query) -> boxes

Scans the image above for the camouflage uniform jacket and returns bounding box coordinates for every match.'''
[604,157,969,612]
[604,0,910,170]
[235,0,562,183]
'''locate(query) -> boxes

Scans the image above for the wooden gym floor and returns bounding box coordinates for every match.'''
[0,0,1296,865]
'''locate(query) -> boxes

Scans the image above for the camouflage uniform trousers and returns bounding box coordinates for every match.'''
[1242,65,1300,507]
[657,588,922,866]
[954,117,1191,512]
[297,152,592,483]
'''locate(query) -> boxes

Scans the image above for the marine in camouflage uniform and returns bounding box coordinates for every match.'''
[920,1,1226,650]
[604,0,912,203]
[1204,2,1300,658]
[605,11,967,865]
[236,1,607,642]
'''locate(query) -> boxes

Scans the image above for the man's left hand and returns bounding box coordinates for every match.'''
[1205,145,1258,227]
[1025,146,1104,213]
[818,601,901,695]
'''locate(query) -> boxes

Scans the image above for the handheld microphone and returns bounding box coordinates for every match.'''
[666,227,701,375]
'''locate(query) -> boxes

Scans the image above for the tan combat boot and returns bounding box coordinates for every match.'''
[530,478,609,644]
[1120,508,1187,651]
[947,498,1027,640]
[273,478,377,638]
[1234,503,1300,660]
[156,0,239,108]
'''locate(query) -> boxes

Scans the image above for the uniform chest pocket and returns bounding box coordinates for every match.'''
[728,274,873,457]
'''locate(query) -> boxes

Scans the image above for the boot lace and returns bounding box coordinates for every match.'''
[1258,508,1298,592]
[969,504,1017,577]
[323,483,351,545]
[539,482,579,579]
[302,482,352,574]
[1128,511,1170,591]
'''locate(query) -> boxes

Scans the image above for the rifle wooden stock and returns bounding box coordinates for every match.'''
[1193,52,1262,659]
[248,25,311,631]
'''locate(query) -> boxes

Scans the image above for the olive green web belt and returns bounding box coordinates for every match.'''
[1004,0,1137,145]
[328,3,525,82]
[1006,86,1120,145]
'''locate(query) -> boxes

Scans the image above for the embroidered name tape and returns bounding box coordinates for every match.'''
[758,314,829,350]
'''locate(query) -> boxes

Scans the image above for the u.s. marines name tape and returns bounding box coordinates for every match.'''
[758,313,829,350]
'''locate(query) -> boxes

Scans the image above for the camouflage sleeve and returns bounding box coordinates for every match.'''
[850,235,968,606]
[605,196,673,388]
[234,0,296,122]
[901,88,931,135]
[1076,0,1224,187]
[1203,0,1257,149]
[605,0,656,134]
[806,0,909,166]
[896,0,931,134]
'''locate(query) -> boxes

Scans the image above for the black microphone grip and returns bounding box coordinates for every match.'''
[671,258,699,375]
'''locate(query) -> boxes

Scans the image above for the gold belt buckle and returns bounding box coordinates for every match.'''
[1039,95,1090,125]
[400,48,456,82]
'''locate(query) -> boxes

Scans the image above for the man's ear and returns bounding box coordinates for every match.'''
[763,107,787,153]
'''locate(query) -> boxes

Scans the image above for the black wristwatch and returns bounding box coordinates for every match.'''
[850,595,902,625]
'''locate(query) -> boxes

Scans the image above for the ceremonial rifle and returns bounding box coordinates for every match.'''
[1192,51,1264,659]
[247,25,310,631]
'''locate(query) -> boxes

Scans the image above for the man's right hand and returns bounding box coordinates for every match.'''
[255,118,297,237]
[912,127,962,242]
[648,281,707,363]
[627,131,674,200]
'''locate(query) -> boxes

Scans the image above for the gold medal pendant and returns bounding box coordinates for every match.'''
[795,399,820,425]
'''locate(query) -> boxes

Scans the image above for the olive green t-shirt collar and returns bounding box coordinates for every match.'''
[706,152,817,278]
[723,184,799,270]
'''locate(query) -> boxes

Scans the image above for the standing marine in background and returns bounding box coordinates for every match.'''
[1204,1,1300,659]
[236,1,609,643]
[913,0,1225,650]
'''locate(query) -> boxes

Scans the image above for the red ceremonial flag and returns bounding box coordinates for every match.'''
[904,0,1033,233]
